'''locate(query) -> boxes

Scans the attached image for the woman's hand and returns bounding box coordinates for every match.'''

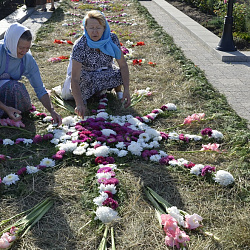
[5,107,22,121]
[121,89,131,108]
[75,105,86,119]
[50,109,62,126]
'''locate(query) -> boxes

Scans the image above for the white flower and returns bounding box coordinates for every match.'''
[212,130,223,140]
[118,150,128,157]
[96,172,112,179]
[168,132,179,140]
[79,142,89,148]
[59,134,72,141]
[58,141,77,152]
[159,150,168,157]
[167,206,185,227]
[40,158,55,168]
[50,138,60,145]
[116,142,126,149]
[2,173,19,185]
[190,164,204,175]
[95,206,120,223]
[96,112,109,120]
[127,142,143,156]
[86,148,95,156]
[99,183,117,194]
[150,154,161,162]
[26,166,40,174]
[139,133,150,142]
[53,131,67,139]
[101,129,117,137]
[169,160,179,167]
[95,145,110,157]
[141,116,150,123]
[109,148,119,155]
[3,139,14,145]
[23,139,33,145]
[73,147,86,155]
[165,103,177,111]
[93,192,109,206]
[213,170,234,186]
[62,116,76,126]
[98,164,117,170]
[149,141,160,148]
[43,116,52,122]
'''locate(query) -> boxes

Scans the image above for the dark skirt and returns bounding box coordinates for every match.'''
[0,80,32,118]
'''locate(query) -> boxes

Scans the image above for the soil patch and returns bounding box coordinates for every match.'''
[0,0,25,20]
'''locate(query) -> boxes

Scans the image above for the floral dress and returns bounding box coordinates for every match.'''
[71,33,123,102]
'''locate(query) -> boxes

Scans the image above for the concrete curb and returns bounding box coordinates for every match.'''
[152,0,250,62]
[0,5,40,39]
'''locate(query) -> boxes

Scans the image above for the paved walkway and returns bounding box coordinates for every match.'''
[1,0,250,128]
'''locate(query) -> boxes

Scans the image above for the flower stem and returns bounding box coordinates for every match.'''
[111,227,116,250]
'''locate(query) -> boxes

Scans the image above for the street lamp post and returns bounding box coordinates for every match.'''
[216,0,237,51]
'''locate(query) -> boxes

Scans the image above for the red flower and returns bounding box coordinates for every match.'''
[54,39,65,44]
[67,40,74,45]
[136,41,145,46]
[133,59,142,66]
[148,61,156,66]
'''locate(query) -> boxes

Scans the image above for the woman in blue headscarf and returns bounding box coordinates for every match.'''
[0,23,62,125]
[70,10,131,118]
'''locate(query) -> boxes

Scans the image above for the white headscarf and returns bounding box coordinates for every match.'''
[3,23,29,58]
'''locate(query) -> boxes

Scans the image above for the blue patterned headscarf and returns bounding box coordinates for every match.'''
[83,12,121,59]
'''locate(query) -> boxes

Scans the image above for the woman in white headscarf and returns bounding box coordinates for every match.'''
[0,23,62,125]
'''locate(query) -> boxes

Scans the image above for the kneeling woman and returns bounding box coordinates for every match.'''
[0,23,62,125]
[71,10,131,118]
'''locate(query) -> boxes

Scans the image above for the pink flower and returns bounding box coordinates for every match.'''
[17,167,27,176]
[0,154,6,161]
[164,233,175,247]
[161,214,178,235]
[184,113,205,124]
[201,143,220,152]
[0,237,10,248]
[174,227,190,248]
[33,135,43,144]
[185,213,203,229]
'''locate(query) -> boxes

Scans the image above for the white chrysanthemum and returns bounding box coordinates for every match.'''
[98,164,117,170]
[99,183,117,194]
[100,97,108,102]
[3,139,14,145]
[149,141,160,148]
[167,206,185,227]
[168,132,179,140]
[53,131,67,139]
[99,101,108,106]
[73,147,86,155]
[141,116,150,123]
[153,109,163,114]
[96,112,109,120]
[59,134,72,142]
[95,206,120,223]
[50,138,60,145]
[127,117,141,126]
[150,154,161,162]
[190,164,204,175]
[23,139,33,145]
[91,141,102,147]
[116,142,126,149]
[148,113,158,119]
[153,136,162,141]
[58,141,77,152]
[93,192,109,206]
[176,158,189,166]
[118,150,128,157]
[127,142,143,156]
[96,172,112,179]
[43,116,52,122]
[26,166,40,174]
[186,134,202,141]
[86,148,95,156]
[97,109,106,113]
[79,142,89,148]
[139,133,150,142]
[213,170,234,186]
[46,124,55,132]
[101,129,117,137]
[2,173,19,185]
[145,128,161,138]
[40,158,55,168]
[109,148,119,155]
[165,103,177,111]
[62,116,76,126]
[212,130,224,140]
[137,123,150,131]
[95,145,110,157]
[159,150,168,157]
[169,160,179,167]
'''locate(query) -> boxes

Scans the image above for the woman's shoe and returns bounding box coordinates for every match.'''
[49,7,55,11]
[39,8,47,12]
